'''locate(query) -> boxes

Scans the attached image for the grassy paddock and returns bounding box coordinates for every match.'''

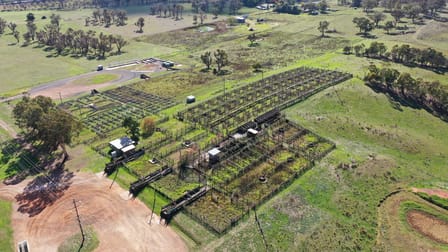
[0,200,13,252]
[71,73,120,85]
[57,226,99,252]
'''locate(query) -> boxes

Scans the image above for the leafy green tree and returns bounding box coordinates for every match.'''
[395,72,415,96]
[368,11,385,27]
[391,9,405,26]
[123,117,140,143]
[361,0,377,12]
[384,21,394,34]
[247,33,257,46]
[26,21,37,40]
[343,46,352,54]
[13,30,20,43]
[114,35,127,53]
[135,17,145,33]
[115,10,128,26]
[353,43,365,56]
[37,109,81,157]
[8,22,17,33]
[318,0,328,12]
[200,51,213,70]
[23,32,32,44]
[141,117,156,138]
[26,12,35,22]
[214,49,229,74]
[13,96,81,157]
[404,5,422,23]
[0,17,6,34]
[50,13,61,30]
[353,17,374,35]
[318,20,330,37]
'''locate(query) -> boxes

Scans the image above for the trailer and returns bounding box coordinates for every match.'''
[129,166,173,195]
[160,186,209,223]
[254,108,280,125]
[103,149,145,175]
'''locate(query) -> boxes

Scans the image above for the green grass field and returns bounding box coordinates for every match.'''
[0,200,14,252]
[71,73,120,85]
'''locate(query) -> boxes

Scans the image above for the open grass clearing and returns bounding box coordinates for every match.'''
[71,73,120,85]
[0,200,13,252]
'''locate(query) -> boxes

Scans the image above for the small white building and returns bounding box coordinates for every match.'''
[109,136,135,158]
[247,128,259,137]
[208,148,221,164]
[186,95,196,104]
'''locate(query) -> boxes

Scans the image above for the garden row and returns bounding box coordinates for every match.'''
[177,67,352,133]
[61,87,175,135]
[184,118,335,234]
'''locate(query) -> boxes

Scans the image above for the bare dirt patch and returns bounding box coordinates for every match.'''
[29,70,139,100]
[412,188,448,199]
[0,172,187,252]
[407,210,448,245]
[375,192,448,251]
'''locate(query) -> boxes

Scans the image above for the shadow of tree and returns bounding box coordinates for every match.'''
[1,139,36,185]
[15,168,74,217]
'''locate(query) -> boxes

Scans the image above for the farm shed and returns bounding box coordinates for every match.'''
[235,16,246,23]
[208,148,222,164]
[247,128,259,137]
[162,61,174,68]
[186,95,196,104]
[109,136,135,157]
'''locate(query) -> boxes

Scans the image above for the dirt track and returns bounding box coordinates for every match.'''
[0,172,187,252]
[407,210,448,245]
[412,187,448,199]
[30,69,139,100]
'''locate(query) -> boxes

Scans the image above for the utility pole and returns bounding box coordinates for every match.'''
[254,207,269,252]
[59,92,63,104]
[149,186,156,225]
[223,78,226,102]
[73,199,85,252]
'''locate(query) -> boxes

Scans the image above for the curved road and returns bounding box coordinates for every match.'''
[0,69,141,103]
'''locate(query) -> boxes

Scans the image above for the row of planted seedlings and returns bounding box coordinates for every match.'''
[124,118,213,198]
[185,118,335,234]
[177,67,319,123]
[62,85,176,137]
[186,70,351,135]
[102,86,176,113]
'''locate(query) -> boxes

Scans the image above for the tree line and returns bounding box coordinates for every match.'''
[149,3,184,20]
[13,96,81,158]
[344,42,447,71]
[191,0,242,16]
[352,0,446,18]
[274,1,329,15]
[86,8,128,27]
[0,0,188,11]
[350,0,447,37]
[0,13,128,58]
[364,65,448,121]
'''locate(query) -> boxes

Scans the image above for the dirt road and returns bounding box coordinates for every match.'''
[0,172,188,252]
